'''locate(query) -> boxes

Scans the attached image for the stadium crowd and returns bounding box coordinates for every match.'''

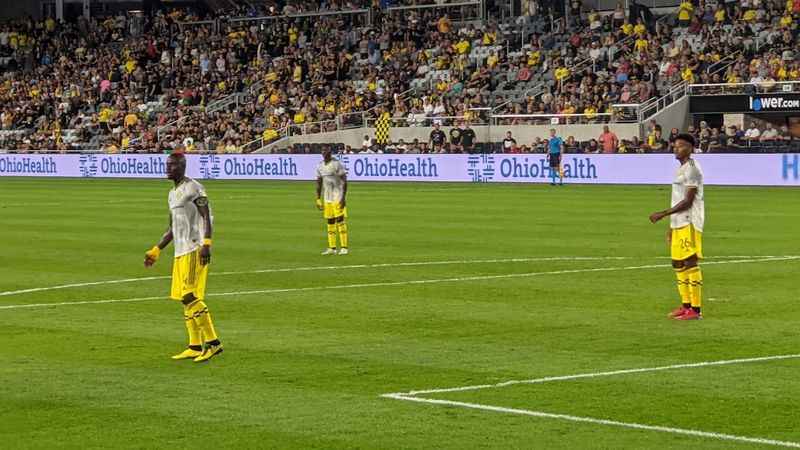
[0,0,798,153]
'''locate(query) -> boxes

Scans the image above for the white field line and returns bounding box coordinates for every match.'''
[0,257,632,298]
[384,395,800,449]
[385,353,800,397]
[382,354,800,448]
[0,256,797,311]
[0,255,791,298]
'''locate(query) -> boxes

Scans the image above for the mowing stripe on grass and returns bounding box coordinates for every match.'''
[1,256,796,311]
[383,395,800,449]
[0,255,789,298]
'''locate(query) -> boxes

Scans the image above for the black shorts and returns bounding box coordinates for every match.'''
[548,153,561,167]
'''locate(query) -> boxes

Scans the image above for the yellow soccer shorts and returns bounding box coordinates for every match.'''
[170,248,209,301]
[671,225,703,261]
[323,201,348,220]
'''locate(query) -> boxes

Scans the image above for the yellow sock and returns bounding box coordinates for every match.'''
[674,268,691,305]
[327,223,337,248]
[687,266,703,309]
[337,222,348,248]
[188,300,219,343]
[183,305,202,347]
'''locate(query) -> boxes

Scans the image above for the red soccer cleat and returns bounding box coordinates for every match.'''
[675,309,702,320]
[668,306,691,318]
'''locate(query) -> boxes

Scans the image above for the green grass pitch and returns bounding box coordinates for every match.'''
[1,178,798,449]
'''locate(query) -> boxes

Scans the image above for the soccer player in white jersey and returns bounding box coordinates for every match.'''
[649,133,705,320]
[144,153,223,361]
[315,146,349,255]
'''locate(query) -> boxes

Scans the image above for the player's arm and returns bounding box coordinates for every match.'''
[649,187,697,223]
[340,173,348,208]
[315,177,323,210]
[144,215,173,267]
[195,196,212,265]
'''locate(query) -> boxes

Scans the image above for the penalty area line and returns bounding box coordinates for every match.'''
[382,353,800,448]
[384,395,800,449]
[0,256,797,311]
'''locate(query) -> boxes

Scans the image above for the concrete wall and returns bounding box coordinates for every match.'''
[648,95,690,135]
[266,124,642,151]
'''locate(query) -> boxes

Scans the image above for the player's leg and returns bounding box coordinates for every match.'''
[171,254,204,360]
[184,251,222,362]
[673,226,703,320]
[336,214,348,254]
[321,202,338,255]
[683,255,702,316]
[670,258,692,318]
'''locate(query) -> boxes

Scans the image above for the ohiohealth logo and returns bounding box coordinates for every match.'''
[749,96,800,111]
[467,155,495,182]
[78,154,98,177]
[198,154,222,179]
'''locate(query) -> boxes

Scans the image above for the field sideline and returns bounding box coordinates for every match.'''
[1,178,798,449]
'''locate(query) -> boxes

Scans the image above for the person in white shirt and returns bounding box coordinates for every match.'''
[649,133,705,320]
[315,146,349,255]
[143,153,223,362]
[744,123,761,140]
[759,123,779,141]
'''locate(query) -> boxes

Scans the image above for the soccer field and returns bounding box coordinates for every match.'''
[1,178,799,449]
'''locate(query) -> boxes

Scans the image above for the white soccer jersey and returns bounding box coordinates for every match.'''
[316,159,347,203]
[670,159,705,232]
[168,177,210,257]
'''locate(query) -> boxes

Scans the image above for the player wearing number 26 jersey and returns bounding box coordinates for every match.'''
[649,133,705,321]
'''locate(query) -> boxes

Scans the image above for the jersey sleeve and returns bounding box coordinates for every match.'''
[190,181,208,202]
[315,164,322,178]
[336,161,347,176]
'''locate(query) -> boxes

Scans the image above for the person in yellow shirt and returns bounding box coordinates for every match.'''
[780,13,792,28]
[45,17,55,32]
[482,30,496,45]
[437,15,451,34]
[527,49,541,66]
[682,67,695,83]
[678,1,694,26]
[554,66,570,81]
[121,133,131,150]
[714,6,726,23]
[262,128,279,142]
[293,110,306,124]
[621,20,633,35]
[453,39,470,55]
[633,19,646,36]
[293,64,303,83]
[125,59,136,73]
[487,51,499,68]
[584,104,597,120]
[742,9,757,21]
[635,36,649,52]
[124,112,139,129]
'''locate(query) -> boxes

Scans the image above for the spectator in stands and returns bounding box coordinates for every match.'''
[583,138,600,153]
[565,135,581,153]
[744,122,762,141]
[461,123,477,153]
[598,125,619,154]
[502,131,516,152]
[760,123,779,141]
[707,128,724,152]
